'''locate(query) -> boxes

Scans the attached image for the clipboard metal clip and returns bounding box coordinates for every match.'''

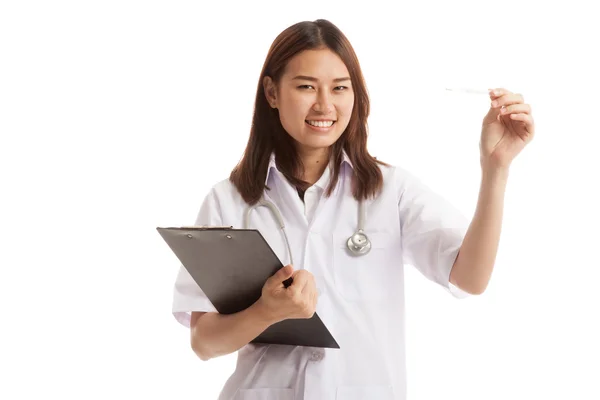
[161,225,234,230]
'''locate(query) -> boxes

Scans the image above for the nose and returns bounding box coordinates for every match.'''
[312,91,333,114]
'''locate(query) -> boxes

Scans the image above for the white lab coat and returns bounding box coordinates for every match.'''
[172,151,471,400]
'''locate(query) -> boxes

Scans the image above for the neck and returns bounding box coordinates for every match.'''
[297,147,330,185]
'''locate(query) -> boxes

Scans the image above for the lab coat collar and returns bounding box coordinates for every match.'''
[265,149,353,188]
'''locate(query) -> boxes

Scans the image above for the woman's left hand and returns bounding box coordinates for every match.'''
[480,88,535,170]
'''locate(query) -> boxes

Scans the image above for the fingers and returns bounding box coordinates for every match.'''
[491,92,525,109]
[509,113,536,137]
[299,272,317,316]
[296,271,317,318]
[488,87,513,99]
[287,270,316,302]
[498,103,532,116]
[289,270,310,294]
[494,96,526,110]
[508,113,533,123]
[488,88,532,121]
[278,269,317,319]
[300,272,316,296]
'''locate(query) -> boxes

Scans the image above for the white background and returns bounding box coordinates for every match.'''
[1,1,599,399]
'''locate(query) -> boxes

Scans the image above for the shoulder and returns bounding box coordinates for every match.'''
[205,177,250,210]
[211,177,237,195]
[206,177,242,202]
[194,177,246,225]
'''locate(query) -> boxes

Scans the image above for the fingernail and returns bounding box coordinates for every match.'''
[491,100,498,107]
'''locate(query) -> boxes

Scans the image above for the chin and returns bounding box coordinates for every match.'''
[298,140,335,154]
[297,136,339,151]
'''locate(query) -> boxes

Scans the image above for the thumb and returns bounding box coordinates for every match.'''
[485,98,503,123]
[276,264,294,280]
[266,264,294,289]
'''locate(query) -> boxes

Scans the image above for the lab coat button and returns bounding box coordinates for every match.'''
[310,351,324,361]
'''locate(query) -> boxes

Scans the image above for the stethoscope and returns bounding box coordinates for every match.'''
[243,198,371,266]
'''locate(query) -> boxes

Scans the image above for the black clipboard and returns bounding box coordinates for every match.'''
[157,226,340,349]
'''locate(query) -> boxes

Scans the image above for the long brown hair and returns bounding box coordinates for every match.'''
[230,19,387,205]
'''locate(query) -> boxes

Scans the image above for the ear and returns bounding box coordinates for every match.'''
[263,76,278,108]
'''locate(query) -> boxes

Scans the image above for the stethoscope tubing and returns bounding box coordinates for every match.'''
[243,197,371,266]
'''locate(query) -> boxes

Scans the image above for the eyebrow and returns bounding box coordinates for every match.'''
[292,75,351,83]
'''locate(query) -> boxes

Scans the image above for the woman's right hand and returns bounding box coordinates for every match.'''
[256,264,318,324]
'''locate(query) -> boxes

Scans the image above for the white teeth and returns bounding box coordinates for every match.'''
[307,120,334,128]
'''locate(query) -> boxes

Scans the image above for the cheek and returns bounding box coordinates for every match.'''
[280,95,312,122]
[339,95,354,118]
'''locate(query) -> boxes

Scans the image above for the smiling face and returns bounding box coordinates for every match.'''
[264,48,355,157]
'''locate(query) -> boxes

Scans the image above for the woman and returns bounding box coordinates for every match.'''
[171,19,535,400]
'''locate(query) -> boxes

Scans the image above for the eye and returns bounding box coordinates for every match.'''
[298,85,314,90]
[334,86,348,91]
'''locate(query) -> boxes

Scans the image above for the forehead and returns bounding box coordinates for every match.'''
[282,48,349,80]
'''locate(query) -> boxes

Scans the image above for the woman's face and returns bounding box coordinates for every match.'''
[264,48,355,155]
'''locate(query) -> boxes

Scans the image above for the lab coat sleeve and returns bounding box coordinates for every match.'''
[396,167,472,299]
[171,187,221,327]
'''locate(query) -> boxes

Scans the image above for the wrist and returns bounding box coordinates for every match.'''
[480,153,511,173]
[250,298,280,327]
[480,161,510,182]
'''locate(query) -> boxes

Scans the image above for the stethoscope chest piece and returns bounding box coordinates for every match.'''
[347,230,371,256]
